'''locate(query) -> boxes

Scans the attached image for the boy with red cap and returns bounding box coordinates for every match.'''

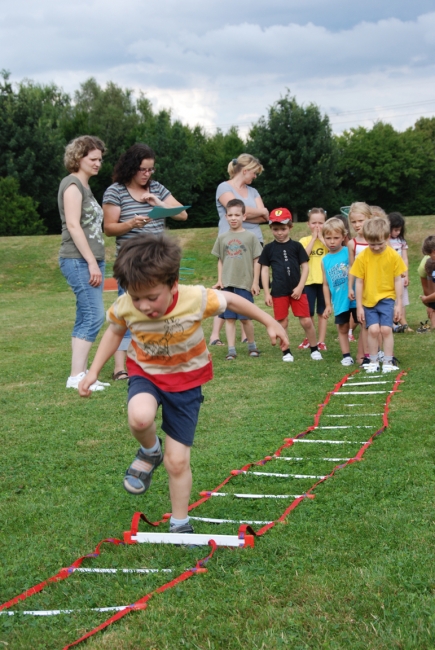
[255,208,322,362]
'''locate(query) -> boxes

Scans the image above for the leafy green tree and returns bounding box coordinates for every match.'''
[0,176,46,236]
[335,122,435,214]
[0,70,68,233]
[246,92,337,220]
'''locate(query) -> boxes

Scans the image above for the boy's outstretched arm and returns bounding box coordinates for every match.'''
[78,325,125,396]
[222,291,289,350]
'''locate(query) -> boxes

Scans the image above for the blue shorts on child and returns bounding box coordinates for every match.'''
[364,298,395,328]
[219,286,254,321]
[128,376,203,447]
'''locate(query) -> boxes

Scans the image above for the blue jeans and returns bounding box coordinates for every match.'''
[117,283,131,351]
[59,257,105,342]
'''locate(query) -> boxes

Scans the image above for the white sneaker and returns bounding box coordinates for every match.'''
[341,356,354,366]
[382,362,399,373]
[66,372,105,391]
[282,353,294,362]
[310,350,323,361]
[364,362,380,373]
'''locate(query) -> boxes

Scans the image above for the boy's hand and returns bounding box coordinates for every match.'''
[291,286,302,300]
[357,307,365,324]
[420,294,428,305]
[251,282,260,296]
[323,305,332,319]
[78,371,98,397]
[403,274,409,287]
[212,281,224,290]
[348,289,355,301]
[264,295,273,307]
[266,321,289,351]
[394,305,402,323]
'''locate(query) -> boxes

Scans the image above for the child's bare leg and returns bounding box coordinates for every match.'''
[240,321,247,342]
[337,323,350,355]
[317,314,327,343]
[209,315,224,343]
[225,319,236,350]
[114,350,126,375]
[367,324,380,357]
[299,317,317,347]
[380,326,394,357]
[357,326,368,364]
[128,393,158,447]
[164,437,192,520]
[429,308,435,329]
[241,319,255,343]
[71,337,93,376]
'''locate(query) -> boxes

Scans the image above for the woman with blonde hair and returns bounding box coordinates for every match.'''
[210,154,269,345]
[58,135,108,391]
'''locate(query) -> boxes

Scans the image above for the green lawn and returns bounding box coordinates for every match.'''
[1,219,435,649]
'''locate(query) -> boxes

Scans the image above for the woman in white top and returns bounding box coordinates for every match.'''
[210,154,268,345]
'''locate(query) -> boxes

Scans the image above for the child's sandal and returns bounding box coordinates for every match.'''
[123,438,163,495]
[248,349,261,357]
[226,353,237,360]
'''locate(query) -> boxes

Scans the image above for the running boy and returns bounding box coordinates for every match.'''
[211,198,262,360]
[257,208,322,362]
[79,234,288,534]
[350,218,407,373]
[321,218,357,366]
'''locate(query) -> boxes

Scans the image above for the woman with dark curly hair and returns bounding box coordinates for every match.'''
[59,135,109,391]
[103,143,188,379]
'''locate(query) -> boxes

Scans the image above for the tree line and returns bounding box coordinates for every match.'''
[1,70,434,236]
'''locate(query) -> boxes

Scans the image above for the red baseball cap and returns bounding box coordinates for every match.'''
[269,208,292,224]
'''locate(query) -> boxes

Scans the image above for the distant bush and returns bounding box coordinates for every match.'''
[0,176,46,236]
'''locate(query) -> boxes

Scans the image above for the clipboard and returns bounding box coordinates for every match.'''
[147,205,190,219]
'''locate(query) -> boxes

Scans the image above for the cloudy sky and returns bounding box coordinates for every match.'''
[1,0,435,137]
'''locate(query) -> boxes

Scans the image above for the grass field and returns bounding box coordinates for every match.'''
[1,219,435,649]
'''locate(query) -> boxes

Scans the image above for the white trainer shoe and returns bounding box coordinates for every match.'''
[341,356,355,366]
[310,350,323,361]
[382,362,400,373]
[364,362,380,373]
[282,353,294,362]
[66,372,105,391]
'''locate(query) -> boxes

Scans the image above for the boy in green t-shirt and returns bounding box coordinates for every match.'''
[211,199,263,360]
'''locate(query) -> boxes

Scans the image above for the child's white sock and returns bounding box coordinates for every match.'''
[170,516,189,529]
[141,438,160,454]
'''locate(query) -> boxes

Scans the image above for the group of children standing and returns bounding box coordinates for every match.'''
[211,199,419,374]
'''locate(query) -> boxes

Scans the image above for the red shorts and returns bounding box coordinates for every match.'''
[272,294,310,320]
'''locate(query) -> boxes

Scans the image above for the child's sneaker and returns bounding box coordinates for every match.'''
[310,350,323,361]
[282,352,294,362]
[364,362,380,373]
[341,356,354,366]
[66,372,105,391]
[317,342,327,351]
[124,438,163,495]
[169,522,195,534]
[382,358,400,373]
[416,320,431,333]
[360,357,370,368]
[377,350,384,362]
[298,338,310,349]
[348,333,356,342]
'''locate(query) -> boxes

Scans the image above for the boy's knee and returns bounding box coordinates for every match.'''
[164,452,190,477]
[300,317,312,329]
[338,323,349,334]
[128,411,155,432]
[380,325,393,336]
[368,323,380,336]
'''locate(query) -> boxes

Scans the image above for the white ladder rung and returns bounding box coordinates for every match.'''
[276,457,351,462]
[130,532,254,547]
[189,516,271,525]
[290,439,365,444]
[200,492,304,499]
[334,390,390,394]
[74,568,172,574]
[343,381,389,386]
[316,425,374,429]
[0,606,130,617]
[240,470,326,479]
[322,414,382,417]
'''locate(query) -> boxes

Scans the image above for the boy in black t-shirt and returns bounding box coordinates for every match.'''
[255,208,322,362]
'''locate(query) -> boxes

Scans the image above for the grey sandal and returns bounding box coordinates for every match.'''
[123,437,163,495]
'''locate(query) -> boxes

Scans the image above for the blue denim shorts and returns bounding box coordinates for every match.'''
[219,287,254,321]
[364,298,395,329]
[59,257,105,342]
[117,283,131,351]
[128,375,204,447]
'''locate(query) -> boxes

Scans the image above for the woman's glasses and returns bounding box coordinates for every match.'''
[138,167,155,174]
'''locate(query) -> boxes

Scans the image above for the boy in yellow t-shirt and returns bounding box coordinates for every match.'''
[350,218,407,374]
[299,208,329,350]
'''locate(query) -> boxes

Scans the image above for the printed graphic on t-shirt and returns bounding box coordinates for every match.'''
[282,247,291,277]
[224,238,248,257]
[140,318,185,358]
[328,261,349,288]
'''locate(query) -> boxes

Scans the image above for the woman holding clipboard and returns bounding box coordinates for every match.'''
[103,143,188,379]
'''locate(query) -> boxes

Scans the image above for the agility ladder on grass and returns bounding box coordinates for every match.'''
[0,369,406,649]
